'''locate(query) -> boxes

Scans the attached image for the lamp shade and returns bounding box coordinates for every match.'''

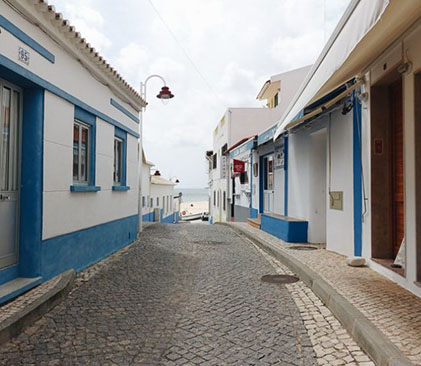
[157,86,174,100]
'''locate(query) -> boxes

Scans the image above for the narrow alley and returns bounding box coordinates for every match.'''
[0,224,372,366]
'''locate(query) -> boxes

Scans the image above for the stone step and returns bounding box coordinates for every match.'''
[0,277,42,306]
[248,217,261,229]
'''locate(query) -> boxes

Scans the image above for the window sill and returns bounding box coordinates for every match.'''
[112,185,130,191]
[70,185,101,192]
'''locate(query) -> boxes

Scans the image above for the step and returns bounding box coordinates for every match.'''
[0,277,42,306]
[248,217,261,229]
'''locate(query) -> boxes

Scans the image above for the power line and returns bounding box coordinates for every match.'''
[147,0,228,109]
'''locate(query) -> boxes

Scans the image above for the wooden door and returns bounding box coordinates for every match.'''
[390,79,404,257]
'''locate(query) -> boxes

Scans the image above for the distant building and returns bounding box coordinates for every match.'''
[207,66,310,224]
[0,1,144,304]
[141,155,180,224]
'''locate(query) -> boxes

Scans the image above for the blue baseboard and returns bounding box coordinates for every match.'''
[142,211,155,222]
[41,214,138,280]
[260,214,308,243]
[250,208,258,219]
[162,213,175,224]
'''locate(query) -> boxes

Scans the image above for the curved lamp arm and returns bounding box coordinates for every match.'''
[140,74,167,103]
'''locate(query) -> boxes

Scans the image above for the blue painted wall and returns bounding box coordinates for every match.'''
[19,88,44,278]
[284,134,289,216]
[162,213,175,224]
[250,208,258,219]
[142,211,155,222]
[353,93,363,256]
[261,214,308,243]
[41,215,138,280]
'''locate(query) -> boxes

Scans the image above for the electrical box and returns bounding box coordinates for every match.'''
[329,191,343,210]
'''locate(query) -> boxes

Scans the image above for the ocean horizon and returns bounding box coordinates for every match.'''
[176,188,209,203]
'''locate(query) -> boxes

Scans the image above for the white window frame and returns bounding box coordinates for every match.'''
[73,120,90,185]
[113,137,123,185]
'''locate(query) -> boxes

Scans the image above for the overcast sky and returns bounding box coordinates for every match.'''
[52,0,350,188]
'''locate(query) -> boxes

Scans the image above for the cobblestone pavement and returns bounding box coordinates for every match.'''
[234,222,421,365]
[0,223,319,366]
[245,236,374,366]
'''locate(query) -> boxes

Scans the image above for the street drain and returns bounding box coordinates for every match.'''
[192,240,225,245]
[261,274,299,284]
[288,245,318,251]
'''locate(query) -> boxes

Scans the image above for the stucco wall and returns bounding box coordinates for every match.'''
[326,110,354,255]
[42,92,138,239]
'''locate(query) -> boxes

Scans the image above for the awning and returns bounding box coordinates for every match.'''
[274,0,421,139]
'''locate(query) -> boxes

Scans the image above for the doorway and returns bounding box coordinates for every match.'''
[263,155,274,213]
[0,80,21,269]
[371,71,405,273]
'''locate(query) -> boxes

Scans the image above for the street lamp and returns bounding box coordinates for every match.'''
[138,75,174,236]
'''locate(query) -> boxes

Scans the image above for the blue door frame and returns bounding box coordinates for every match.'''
[0,67,44,285]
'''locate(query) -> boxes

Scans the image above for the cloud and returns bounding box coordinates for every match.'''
[61,2,112,53]
[49,0,351,188]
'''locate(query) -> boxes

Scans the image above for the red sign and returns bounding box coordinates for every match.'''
[233,159,245,173]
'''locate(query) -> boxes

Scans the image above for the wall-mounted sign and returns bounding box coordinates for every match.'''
[221,155,227,178]
[233,159,245,173]
[275,149,284,169]
[18,47,30,65]
[374,139,383,155]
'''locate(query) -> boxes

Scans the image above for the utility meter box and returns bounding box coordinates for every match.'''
[329,191,343,210]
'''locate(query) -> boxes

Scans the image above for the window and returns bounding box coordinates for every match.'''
[114,137,123,185]
[157,197,159,207]
[217,190,220,207]
[213,191,216,206]
[73,120,90,184]
[274,93,279,107]
[142,196,145,208]
[150,197,153,208]
[112,128,128,190]
[212,153,217,169]
[70,106,98,192]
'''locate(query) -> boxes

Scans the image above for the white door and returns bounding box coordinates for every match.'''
[0,82,21,269]
[263,155,274,213]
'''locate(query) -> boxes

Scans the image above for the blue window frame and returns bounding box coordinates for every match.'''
[112,127,130,191]
[70,106,100,192]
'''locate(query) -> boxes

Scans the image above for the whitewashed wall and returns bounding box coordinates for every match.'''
[288,121,329,244]
[150,183,175,218]
[141,164,152,216]
[42,92,138,239]
[325,110,354,255]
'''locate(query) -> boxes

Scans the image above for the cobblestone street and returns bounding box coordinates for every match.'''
[0,224,370,365]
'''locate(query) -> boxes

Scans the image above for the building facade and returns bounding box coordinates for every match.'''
[0,1,144,303]
[267,0,421,297]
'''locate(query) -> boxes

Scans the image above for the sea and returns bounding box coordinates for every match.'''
[177,188,209,203]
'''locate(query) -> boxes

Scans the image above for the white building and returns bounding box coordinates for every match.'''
[0,1,144,304]
[269,0,421,298]
[214,67,311,223]
[141,157,179,223]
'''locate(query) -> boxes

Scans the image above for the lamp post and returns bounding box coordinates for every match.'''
[138,75,174,236]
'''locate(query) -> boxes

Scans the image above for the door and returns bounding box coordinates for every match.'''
[0,82,21,269]
[390,80,404,257]
[263,155,274,213]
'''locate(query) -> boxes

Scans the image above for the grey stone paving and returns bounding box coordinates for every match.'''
[0,224,317,365]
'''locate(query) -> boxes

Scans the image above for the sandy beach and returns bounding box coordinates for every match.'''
[180,200,209,216]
